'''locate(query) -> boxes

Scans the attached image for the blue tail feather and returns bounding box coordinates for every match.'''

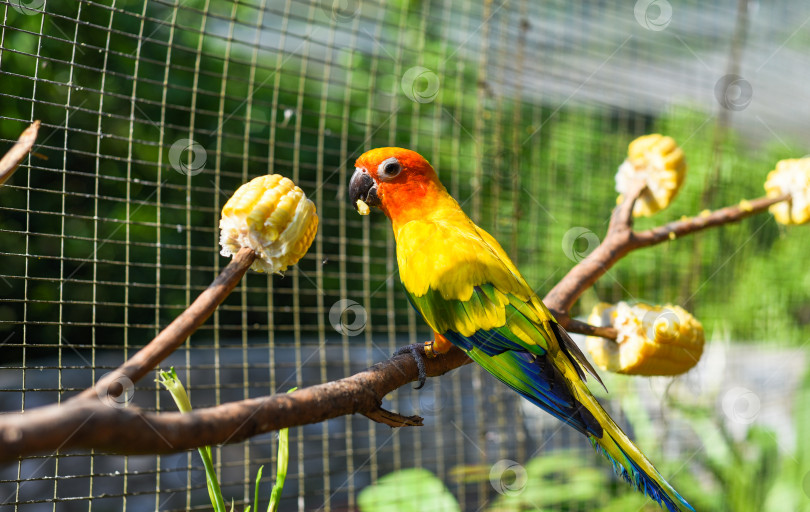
[590,438,695,512]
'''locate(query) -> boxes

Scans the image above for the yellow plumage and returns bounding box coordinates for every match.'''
[393,203,552,341]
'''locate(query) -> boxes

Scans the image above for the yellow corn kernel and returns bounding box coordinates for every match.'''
[615,134,687,217]
[356,199,370,216]
[586,301,704,376]
[764,157,810,225]
[219,174,318,274]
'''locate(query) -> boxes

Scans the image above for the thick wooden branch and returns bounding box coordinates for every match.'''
[0,121,40,186]
[0,348,470,461]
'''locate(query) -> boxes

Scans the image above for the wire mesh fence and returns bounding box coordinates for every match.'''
[1,0,809,510]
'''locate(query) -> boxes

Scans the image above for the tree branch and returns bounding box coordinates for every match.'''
[632,194,788,247]
[552,311,619,340]
[0,348,470,461]
[544,189,790,315]
[609,178,646,235]
[0,121,40,186]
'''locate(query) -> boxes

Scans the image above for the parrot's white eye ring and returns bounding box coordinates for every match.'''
[377,157,402,180]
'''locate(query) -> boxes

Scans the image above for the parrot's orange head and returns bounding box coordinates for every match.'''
[350,147,449,223]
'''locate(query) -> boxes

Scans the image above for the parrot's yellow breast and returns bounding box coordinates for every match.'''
[393,212,528,302]
[393,212,557,343]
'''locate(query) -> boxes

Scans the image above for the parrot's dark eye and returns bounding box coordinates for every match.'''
[378,157,402,180]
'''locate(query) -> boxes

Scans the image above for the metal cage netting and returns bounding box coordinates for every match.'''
[1,0,809,510]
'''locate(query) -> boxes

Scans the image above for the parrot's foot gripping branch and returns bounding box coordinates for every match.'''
[362,407,423,428]
[393,342,435,389]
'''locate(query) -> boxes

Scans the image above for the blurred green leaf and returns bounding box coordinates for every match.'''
[358,468,460,512]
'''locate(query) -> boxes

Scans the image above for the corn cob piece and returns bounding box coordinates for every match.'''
[615,134,686,217]
[764,157,810,225]
[586,301,704,376]
[356,199,370,216]
[219,174,318,274]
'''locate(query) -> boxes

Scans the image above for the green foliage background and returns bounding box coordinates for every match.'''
[2,0,808,357]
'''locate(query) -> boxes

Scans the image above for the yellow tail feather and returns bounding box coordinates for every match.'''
[573,381,695,512]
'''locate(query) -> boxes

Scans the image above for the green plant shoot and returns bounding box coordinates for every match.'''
[158,367,227,512]
[268,387,296,512]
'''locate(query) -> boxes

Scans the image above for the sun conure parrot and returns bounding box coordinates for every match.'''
[348,147,694,512]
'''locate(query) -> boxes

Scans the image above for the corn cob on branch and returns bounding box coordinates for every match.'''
[78,175,317,403]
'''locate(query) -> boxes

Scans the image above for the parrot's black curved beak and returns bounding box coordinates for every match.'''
[349,168,381,211]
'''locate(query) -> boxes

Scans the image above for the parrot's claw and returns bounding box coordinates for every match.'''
[394,342,433,389]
